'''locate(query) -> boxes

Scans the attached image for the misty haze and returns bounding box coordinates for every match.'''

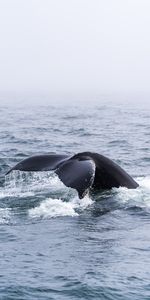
[0,0,150,104]
[0,1,150,300]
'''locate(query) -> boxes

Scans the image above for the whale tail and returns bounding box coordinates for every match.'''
[6,152,139,198]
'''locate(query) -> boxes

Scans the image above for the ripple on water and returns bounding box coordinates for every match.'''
[0,208,12,224]
[0,103,150,300]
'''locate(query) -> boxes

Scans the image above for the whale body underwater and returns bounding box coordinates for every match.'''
[6,152,139,198]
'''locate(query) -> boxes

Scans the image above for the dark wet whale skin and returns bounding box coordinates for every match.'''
[72,152,139,190]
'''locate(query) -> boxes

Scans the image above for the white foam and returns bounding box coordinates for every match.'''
[28,194,93,219]
[29,198,78,218]
[70,194,93,209]
[114,176,150,209]
[137,176,150,190]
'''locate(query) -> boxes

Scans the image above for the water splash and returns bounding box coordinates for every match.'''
[0,171,65,199]
[28,198,78,218]
[114,176,150,210]
[0,171,93,220]
[1,171,150,220]
[28,195,93,219]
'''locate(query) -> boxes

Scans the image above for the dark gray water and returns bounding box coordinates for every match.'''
[0,101,150,300]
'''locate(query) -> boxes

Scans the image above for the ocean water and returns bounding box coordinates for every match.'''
[0,100,150,300]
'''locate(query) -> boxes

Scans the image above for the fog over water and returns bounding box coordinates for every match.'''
[0,0,150,104]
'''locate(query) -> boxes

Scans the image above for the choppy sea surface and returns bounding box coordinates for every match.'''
[0,100,150,300]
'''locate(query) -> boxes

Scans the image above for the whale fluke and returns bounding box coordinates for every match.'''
[6,154,70,175]
[56,157,95,198]
[6,152,139,198]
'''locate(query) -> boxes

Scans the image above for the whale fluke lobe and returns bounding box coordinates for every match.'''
[56,157,95,198]
[6,154,70,175]
[6,152,139,198]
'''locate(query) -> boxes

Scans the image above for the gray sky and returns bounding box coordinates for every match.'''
[0,0,150,98]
